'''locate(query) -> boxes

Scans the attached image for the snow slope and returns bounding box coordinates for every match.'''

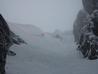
[6,23,98,74]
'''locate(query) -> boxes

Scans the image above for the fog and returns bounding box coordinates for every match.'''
[0,0,82,32]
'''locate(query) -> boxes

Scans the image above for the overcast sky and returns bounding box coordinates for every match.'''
[0,0,82,32]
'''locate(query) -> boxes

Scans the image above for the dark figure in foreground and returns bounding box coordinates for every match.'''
[0,14,27,74]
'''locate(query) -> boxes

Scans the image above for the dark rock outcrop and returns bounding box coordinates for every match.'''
[73,0,98,43]
[0,14,26,74]
[82,0,98,14]
[0,14,11,74]
[73,0,98,60]
[7,31,27,56]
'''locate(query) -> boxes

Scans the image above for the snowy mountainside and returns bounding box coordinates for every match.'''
[6,23,98,74]
[8,22,43,36]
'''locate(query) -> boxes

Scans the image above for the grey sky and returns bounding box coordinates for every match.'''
[0,0,82,32]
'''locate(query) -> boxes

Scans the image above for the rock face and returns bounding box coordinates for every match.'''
[73,0,98,59]
[73,0,98,43]
[82,0,98,14]
[0,14,11,74]
[73,9,89,43]
[0,14,26,74]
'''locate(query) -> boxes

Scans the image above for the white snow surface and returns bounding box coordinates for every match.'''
[6,23,98,74]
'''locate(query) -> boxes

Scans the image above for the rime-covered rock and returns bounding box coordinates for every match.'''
[74,0,98,43]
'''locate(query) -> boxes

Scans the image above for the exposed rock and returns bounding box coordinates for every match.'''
[10,31,27,45]
[7,31,27,56]
[0,14,11,74]
[82,0,98,14]
[74,0,98,43]
[73,0,98,59]
[0,14,27,74]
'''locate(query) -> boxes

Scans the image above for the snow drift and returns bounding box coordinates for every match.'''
[6,22,98,74]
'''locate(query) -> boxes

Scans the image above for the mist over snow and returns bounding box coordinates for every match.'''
[1,0,97,74]
[5,22,98,74]
[0,0,82,32]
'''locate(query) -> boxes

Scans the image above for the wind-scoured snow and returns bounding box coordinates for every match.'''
[6,23,98,74]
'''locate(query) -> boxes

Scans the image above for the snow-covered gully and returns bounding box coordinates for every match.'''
[6,23,98,74]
